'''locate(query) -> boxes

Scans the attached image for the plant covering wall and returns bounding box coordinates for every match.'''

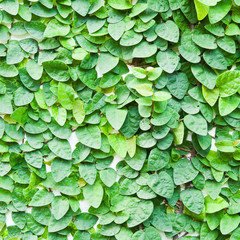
[1,0,240,239]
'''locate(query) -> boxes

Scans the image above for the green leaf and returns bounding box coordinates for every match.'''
[100,168,117,187]
[126,199,153,228]
[51,158,71,182]
[174,158,198,185]
[97,53,119,75]
[108,21,125,41]
[6,41,24,65]
[0,0,19,15]
[192,31,217,50]
[133,41,157,58]
[219,95,240,116]
[208,0,232,24]
[0,62,18,78]
[180,188,204,214]
[126,147,146,171]
[217,36,236,54]
[48,211,72,232]
[76,125,101,149]
[120,30,143,46]
[52,105,67,126]
[26,60,43,80]
[43,61,70,82]
[48,138,72,160]
[156,50,180,74]
[137,132,157,148]
[203,49,228,70]
[167,72,189,99]
[14,87,34,107]
[29,189,54,207]
[132,227,162,240]
[184,114,208,136]
[216,71,240,97]
[72,0,90,16]
[83,181,103,208]
[79,164,97,185]
[75,213,98,230]
[155,20,179,43]
[0,94,13,114]
[215,140,235,152]
[24,150,43,168]
[152,91,171,101]
[52,196,69,220]
[191,65,217,89]
[148,172,174,199]
[148,0,169,12]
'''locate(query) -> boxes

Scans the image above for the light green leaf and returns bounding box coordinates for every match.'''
[220,214,240,235]
[106,104,128,130]
[126,199,153,228]
[194,0,209,20]
[0,62,18,78]
[108,0,132,10]
[173,121,184,145]
[135,84,153,97]
[108,134,127,158]
[14,87,34,106]
[216,71,240,97]
[51,158,71,182]
[202,85,219,106]
[108,21,125,41]
[71,0,90,16]
[25,150,43,168]
[73,100,85,124]
[205,196,229,213]
[58,82,75,110]
[0,0,19,15]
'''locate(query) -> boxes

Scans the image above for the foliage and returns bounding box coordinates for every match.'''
[0,0,240,239]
